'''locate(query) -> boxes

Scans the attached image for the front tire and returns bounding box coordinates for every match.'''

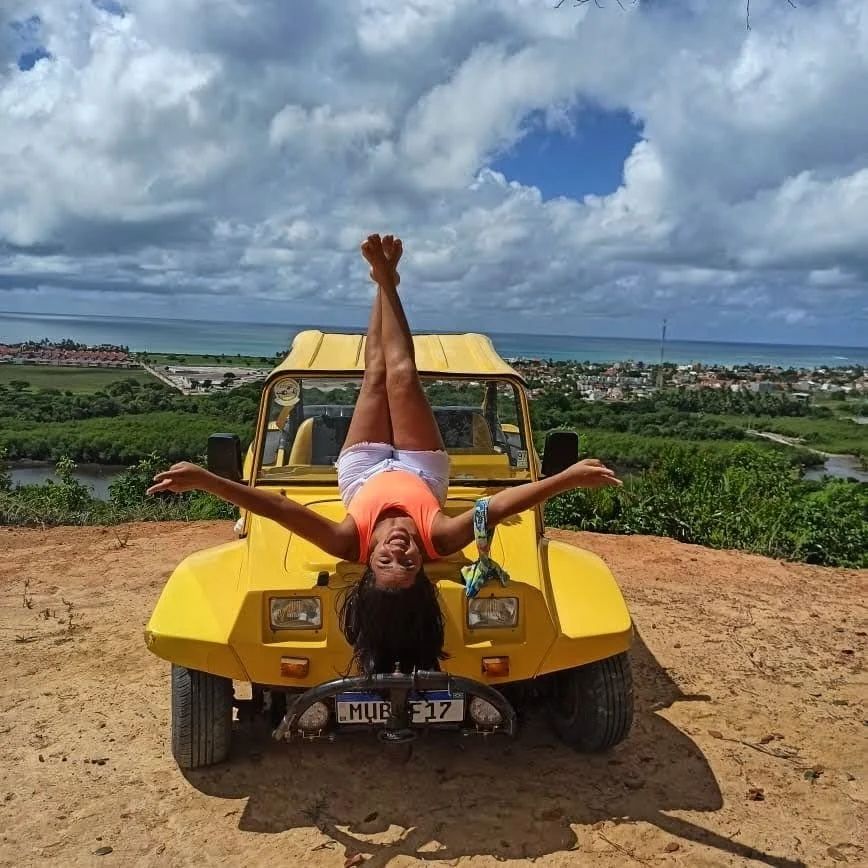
[171,665,233,769]
[549,652,633,752]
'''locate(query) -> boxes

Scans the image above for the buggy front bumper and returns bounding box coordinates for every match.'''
[273,670,517,743]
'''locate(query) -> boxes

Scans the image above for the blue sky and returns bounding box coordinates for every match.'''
[0,0,867,346]
[492,107,641,201]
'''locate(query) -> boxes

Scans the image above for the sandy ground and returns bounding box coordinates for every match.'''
[0,521,865,868]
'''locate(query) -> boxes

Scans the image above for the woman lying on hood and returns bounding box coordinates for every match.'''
[148,234,621,676]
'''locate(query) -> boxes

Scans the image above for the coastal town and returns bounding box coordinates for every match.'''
[507,357,867,402]
[1,338,865,400]
[0,339,270,394]
[0,338,137,368]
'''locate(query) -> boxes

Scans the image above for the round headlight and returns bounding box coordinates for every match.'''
[469,697,503,728]
[297,701,330,732]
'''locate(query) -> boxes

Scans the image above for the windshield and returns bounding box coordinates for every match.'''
[257,375,531,484]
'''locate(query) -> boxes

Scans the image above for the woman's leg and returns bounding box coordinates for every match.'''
[374,238,444,452]
[342,286,392,450]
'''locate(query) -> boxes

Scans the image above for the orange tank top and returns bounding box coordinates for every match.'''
[347,469,442,562]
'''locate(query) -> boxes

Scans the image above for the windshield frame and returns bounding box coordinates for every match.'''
[249,369,537,488]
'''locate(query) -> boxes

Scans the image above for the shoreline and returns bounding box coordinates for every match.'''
[3,315,867,368]
[2,350,864,374]
[3,308,867,354]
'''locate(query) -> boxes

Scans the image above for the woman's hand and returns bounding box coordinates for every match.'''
[362,233,402,287]
[561,458,622,489]
[146,461,210,495]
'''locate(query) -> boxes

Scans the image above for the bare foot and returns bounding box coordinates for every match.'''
[382,235,402,286]
[362,233,402,287]
[361,234,392,288]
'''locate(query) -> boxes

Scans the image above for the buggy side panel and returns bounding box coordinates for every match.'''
[145,541,249,681]
[536,538,632,675]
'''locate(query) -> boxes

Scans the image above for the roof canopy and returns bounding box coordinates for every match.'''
[270,330,524,380]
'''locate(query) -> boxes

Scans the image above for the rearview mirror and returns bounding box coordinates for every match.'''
[207,433,242,482]
[541,431,579,477]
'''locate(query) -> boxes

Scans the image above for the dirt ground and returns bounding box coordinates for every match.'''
[0,522,865,868]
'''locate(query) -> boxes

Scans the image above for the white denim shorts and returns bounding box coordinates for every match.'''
[336,442,450,507]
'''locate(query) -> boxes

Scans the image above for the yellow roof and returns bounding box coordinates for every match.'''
[270,330,523,380]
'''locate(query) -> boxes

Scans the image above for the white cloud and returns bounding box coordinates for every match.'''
[270,105,392,151]
[0,0,866,343]
[808,267,858,288]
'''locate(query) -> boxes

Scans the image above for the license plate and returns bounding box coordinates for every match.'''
[335,690,465,725]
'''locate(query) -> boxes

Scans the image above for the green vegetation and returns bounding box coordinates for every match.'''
[139,351,278,368]
[545,447,867,568]
[0,412,251,464]
[0,377,259,462]
[652,388,821,417]
[2,445,863,568]
[655,390,867,460]
[0,364,157,393]
[4,372,856,471]
[529,387,866,465]
[0,452,233,526]
[578,429,819,470]
[1,368,864,569]
[732,416,866,459]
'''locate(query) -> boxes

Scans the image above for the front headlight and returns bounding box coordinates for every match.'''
[468,596,518,628]
[270,596,322,630]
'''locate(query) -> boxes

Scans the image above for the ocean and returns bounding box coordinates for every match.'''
[2,310,866,369]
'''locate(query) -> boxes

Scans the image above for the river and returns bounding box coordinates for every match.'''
[8,461,126,499]
[803,454,868,484]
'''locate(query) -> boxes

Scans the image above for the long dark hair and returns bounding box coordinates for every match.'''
[337,568,448,678]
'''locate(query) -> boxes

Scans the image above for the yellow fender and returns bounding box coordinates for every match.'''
[145,541,249,681]
[536,538,632,675]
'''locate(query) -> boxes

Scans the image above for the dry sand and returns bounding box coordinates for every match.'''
[0,522,865,867]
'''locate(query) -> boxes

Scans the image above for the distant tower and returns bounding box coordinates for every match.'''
[656,318,667,389]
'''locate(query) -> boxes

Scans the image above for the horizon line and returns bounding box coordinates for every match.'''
[1,309,866,353]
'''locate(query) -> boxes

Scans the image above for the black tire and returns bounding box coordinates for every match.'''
[549,652,633,752]
[171,664,233,769]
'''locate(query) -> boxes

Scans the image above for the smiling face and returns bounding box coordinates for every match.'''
[368,520,423,589]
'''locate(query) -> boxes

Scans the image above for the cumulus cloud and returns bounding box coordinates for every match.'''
[0,0,866,343]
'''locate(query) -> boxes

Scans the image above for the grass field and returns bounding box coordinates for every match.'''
[0,364,158,393]
[713,413,868,459]
[561,427,821,470]
[813,395,868,420]
[137,352,277,368]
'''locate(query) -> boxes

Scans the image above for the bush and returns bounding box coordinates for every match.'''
[545,446,866,568]
[0,453,235,526]
[0,456,98,525]
[0,447,10,492]
[786,481,868,567]
[107,454,235,521]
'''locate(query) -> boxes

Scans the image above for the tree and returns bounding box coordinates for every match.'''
[554,0,798,31]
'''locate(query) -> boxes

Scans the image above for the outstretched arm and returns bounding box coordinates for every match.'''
[147,462,358,560]
[432,459,621,556]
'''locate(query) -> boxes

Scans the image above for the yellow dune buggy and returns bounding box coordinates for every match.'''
[145,331,633,767]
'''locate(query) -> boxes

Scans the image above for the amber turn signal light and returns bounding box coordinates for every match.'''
[280,656,309,678]
[481,656,509,677]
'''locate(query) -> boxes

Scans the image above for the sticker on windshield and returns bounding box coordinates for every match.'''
[273,379,300,406]
[515,449,528,469]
